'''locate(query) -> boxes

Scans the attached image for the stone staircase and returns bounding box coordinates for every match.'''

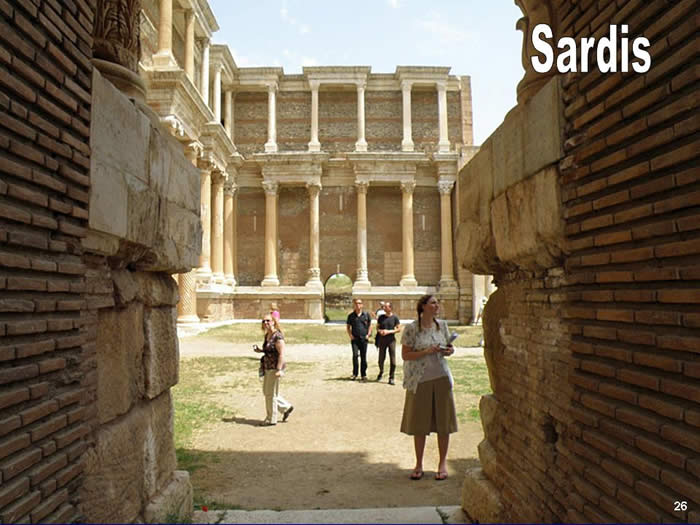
[193,505,470,524]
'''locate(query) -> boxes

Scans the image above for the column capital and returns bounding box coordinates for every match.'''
[308,79,321,90]
[355,80,367,90]
[266,81,279,93]
[400,180,416,194]
[436,80,448,92]
[262,180,279,195]
[437,180,455,195]
[355,180,369,194]
[401,79,413,92]
[197,36,210,46]
[224,179,238,195]
[306,181,322,197]
[211,169,226,185]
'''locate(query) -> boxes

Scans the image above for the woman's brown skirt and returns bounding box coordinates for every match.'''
[400,375,458,436]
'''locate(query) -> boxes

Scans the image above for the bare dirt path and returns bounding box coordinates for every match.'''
[178,337,484,511]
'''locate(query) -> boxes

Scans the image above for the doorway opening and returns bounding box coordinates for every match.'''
[323,273,353,322]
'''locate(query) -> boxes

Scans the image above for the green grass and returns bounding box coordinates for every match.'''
[199,323,484,347]
[450,356,492,422]
[325,274,352,293]
[325,307,349,322]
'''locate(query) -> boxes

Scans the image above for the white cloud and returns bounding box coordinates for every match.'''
[301,56,319,66]
[416,11,470,46]
[388,0,400,8]
[300,24,310,34]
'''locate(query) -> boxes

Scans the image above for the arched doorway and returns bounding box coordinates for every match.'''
[323,273,353,322]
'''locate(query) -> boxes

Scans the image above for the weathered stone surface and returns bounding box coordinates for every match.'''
[112,269,139,306]
[524,77,564,175]
[143,471,192,524]
[143,393,177,499]
[96,303,145,424]
[133,272,179,307]
[482,289,508,396]
[461,467,504,524]
[144,307,179,399]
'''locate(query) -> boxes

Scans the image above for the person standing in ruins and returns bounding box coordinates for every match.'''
[376,301,401,385]
[400,294,457,481]
[346,298,373,381]
[254,314,293,426]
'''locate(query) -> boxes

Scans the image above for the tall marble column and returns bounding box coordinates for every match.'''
[213,65,222,123]
[437,81,450,153]
[438,180,457,289]
[153,0,176,67]
[224,180,237,286]
[354,180,371,289]
[355,81,368,152]
[401,80,414,152]
[306,182,322,287]
[264,83,278,153]
[199,38,210,106]
[177,142,201,323]
[184,9,195,81]
[261,180,280,286]
[399,180,417,287]
[308,80,321,152]
[210,171,225,284]
[196,161,212,283]
[224,90,233,138]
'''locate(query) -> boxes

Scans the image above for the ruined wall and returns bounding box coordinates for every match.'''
[319,186,357,281]
[366,90,402,151]
[278,90,311,152]
[234,92,267,157]
[459,1,698,523]
[318,91,356,153]
[279,186,310,286]
[0,1,94,521]
[236,187,265,286]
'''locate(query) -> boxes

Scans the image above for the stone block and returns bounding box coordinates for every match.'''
[147,127,171,199]
[461,467,505,524]
[144,393,177,499]
[143,471,192,524]
[133,272,179,307]
[88,161,127,238]
[524,77,564,175]
[126,176,158,248]
[96,303,145,424]
[501,107,524,190]
[165,141,199,214]
[112,269,138,306]
[143,307,179,399]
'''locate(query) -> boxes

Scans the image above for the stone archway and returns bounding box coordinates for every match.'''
[323,273,353,322]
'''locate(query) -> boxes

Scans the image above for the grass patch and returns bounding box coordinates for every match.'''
[450,356,492,423]
[325,307,349,322]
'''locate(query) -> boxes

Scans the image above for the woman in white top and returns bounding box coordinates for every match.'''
[400,295,457,481]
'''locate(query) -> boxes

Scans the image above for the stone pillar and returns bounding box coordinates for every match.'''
[354,180,371,289]
[224,180,237,286]
[196,162,212,283]
[472,274,486,324]
[437,81,450,153]
[355,81,368,152]
[401,80,414,152]
[306,182,322,287]
[213,65,222,123]
[224,90,233,139]
[177,142,201,323]
[438,180,457,289]
[399,180,417,287]
[264,83,278,153]
[200,38,210,106]
[184,9,195,81]
[210,171,225,284]
[152,0,176,67]
[308,80,321,152]
[261,180,280,286]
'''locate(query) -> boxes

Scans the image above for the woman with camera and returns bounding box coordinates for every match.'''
[253,314,294,426]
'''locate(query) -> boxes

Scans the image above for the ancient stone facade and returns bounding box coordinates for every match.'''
[459,0,698,523]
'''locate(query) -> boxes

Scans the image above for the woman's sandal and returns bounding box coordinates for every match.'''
[435,471,448,481]
[410,469,424,480]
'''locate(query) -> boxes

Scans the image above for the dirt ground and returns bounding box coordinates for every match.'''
[178,338,485,511]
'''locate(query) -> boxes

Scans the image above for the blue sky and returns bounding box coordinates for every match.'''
[208,1,524,145]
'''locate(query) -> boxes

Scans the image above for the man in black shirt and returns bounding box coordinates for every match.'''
[346,298,372,381]
[376,301,401,385]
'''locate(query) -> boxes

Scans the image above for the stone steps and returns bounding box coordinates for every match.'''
[193,505,470,524]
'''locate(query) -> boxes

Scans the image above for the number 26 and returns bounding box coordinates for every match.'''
[674,501,688,512]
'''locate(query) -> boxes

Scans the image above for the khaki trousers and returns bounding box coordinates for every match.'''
[262,369,292,424]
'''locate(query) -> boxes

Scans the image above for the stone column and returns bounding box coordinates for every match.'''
[261,180,280,286]
[177,142,201,323]
[264,83,278,153]
[401,80,414,152]
[184,9,195,80]
[153,0,176,67]
[306,182,322,287]
[355,81,368,152]
[210,171,225,284]
[196,161,212,283]
[354,180,371,289]
[213,65,222,123]
[224,90,233,139]
[200,38,210,106]
[437,81,450,153]
[308,80,321,152]
[438,180,457,289]
[399,180,417,287]
[224,180,237,286]
[472,274,486,324]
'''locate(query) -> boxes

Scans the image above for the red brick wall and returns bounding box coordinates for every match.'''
[559,0,698,522]
[0,0,94,522]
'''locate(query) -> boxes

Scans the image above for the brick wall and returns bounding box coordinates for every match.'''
[277,91,311,152]
[236,187,265,285]
[278,186,310,286]
[558,0,699,522]
[234,92,267,156]
[318,91,356,152]
[366,91,402,151]
[0,0,95,522]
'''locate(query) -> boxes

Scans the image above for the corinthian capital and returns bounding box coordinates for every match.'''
[400,180,416,194]
[306,181,322,197]
[262,180,279,195]
[355,180,369,194]
[437,180,455,195]
[93,0,142,73]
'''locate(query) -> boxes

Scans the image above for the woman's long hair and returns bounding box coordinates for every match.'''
[416,294,439,331]
[261,315,283,336]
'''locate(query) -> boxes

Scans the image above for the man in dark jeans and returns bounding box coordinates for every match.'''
[376,301,401,385]
[346,298,372,381]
